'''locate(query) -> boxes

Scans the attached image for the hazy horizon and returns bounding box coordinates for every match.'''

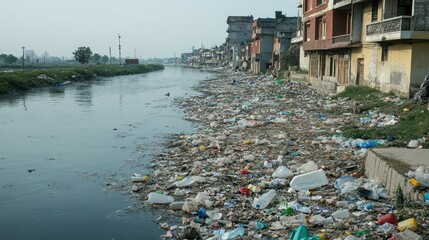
[1,0,298,59]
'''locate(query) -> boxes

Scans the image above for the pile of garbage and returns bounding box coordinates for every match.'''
[132,69,428,239]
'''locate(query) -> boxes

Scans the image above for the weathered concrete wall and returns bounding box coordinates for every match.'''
[413,0,429,31]
[410,42,429,94]
[365,148,429,201]
[227,16,253,48]
[377,44,412,97]
[290,73,310,83]
[299,45,309,71]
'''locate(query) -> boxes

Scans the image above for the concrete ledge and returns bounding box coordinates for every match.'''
[365,148,429,201]
[290,73,309,83]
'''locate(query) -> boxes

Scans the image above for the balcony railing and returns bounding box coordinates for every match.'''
[366,16,412,36]
[334,0,347,4]
[332,34,351,44]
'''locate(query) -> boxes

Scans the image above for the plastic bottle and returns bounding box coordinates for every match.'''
[175,177,192,187]
[336,201,349,208]
[220,224,244,240]
[296,161,318,174]
[359,140,379,149]
[357,202,375,211]
[289,169,329,190]
[332,209,350,219]
[247,184,262,193]
[147,192,174,204]
[252,189,276,209]
[424,193,429,206]
[397,218,418,231]
[280,214,307,226]
[378,213,398,225]
[272,166,293,178]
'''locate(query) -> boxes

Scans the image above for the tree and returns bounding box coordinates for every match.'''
[0,54,7,63]
[100,55,109,64]
[92,53,101,63]
[280,44,300,70]
[4,54,18,64]
[73,47,92,64]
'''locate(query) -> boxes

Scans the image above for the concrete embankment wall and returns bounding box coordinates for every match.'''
[365,148,429,201]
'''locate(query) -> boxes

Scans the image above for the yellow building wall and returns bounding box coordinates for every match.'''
[351,0,414,97]
[351,2,377,86]
[411,42,429,93]
[377,44,412,97]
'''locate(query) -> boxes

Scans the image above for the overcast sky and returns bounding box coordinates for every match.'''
[1,0,298,59]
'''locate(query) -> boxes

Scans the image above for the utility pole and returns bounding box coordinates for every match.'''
[109,47,112,65]
[118,34,122,65]
[22,46,25,68]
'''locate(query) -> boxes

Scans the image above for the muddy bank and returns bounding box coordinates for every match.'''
[135,68,428,239]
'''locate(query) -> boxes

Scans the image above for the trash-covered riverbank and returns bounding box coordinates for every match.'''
[0,64,164,94]
[134,68,429,240]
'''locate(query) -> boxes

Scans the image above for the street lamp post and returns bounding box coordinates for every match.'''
[22,46,25,68]
[118,34,122,65]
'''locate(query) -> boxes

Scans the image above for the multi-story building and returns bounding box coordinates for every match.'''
[272,12,300,71]
[251,18,276,74]
[302,0,429,96]
[251,12,298,74]
[348,0,429,97]
[226,16,254,68]
[291,0,310,71]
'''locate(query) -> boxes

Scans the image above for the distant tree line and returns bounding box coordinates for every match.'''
[73,46,114,65]
[0,54,18,64]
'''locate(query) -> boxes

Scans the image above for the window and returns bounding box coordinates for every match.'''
[305,0,313,12]
[305,22,311,41]
[316,17,326,40]
[382,45,388,61]
[317,0,325,6]
[371,0,378,22]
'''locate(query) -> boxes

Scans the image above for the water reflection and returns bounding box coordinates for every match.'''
[74,83,93,107]
[0,67,214,240]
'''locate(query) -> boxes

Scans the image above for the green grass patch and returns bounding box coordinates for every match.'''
[336,86,429,145]
[0,64,164,94]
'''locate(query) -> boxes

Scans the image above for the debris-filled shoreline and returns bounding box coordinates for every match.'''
[133,68,429,240]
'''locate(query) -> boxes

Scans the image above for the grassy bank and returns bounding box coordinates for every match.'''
[334,86,429,147]
[0,64,164,94]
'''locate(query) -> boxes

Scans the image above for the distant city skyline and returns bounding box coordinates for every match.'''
[1,0,298,59]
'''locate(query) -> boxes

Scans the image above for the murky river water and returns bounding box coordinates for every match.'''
[0,66,212,240]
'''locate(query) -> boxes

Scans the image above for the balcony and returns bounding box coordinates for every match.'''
[366,16,413,42]
[332,34,350,44]
[333,0,351,9]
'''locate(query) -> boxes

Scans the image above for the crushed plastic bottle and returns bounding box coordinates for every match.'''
[147,192,174,204]
[296,161,318,174]
[331,209,350,219]
[359,140,380,149]
[252,189,276,209]
[272,166,293,178]
[218,224,244,240]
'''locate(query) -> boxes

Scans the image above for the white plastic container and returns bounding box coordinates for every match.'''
[280,213,308,226]
[175,177,193,187]
[289,169,329,190]
[147,192,174,204]
[272,166,293,178]
[252,189,276,209]
[296,161,318,174]
[331,209,350,219]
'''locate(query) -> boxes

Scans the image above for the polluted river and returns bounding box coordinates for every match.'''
[0,66,213,240]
